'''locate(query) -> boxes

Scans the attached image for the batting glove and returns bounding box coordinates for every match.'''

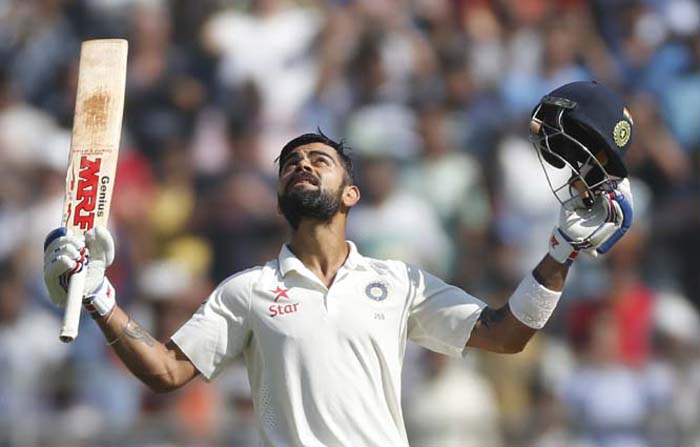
[549,178,634,265]
[43,226,116,317]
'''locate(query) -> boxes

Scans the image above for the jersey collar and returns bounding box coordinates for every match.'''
[277,241,370,278]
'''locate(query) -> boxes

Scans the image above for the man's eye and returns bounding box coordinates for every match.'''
[314,157,330,165]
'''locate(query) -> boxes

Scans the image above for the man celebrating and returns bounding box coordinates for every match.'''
[44,81,633,446]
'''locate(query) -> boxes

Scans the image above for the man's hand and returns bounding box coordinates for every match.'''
[549,178,634,265]
[43,226,116,317]
[45,226,197,391]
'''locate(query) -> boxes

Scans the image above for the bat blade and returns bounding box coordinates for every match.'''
[59,39,128,343]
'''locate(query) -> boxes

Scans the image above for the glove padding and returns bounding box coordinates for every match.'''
[43,226,115,307]
[549,178,634,265]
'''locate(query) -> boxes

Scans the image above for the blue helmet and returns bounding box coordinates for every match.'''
[530,81,633,207]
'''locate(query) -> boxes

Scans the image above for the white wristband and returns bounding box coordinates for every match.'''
[82,278,116,318]
[508,273,562,329]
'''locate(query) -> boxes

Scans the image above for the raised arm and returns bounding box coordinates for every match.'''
[96,305,198,392]
[467,179,633,354]
[467,255,567,353]
[44,226,198,393]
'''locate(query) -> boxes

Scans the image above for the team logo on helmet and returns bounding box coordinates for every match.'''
[613,119,631,147]
[365,280,389,301]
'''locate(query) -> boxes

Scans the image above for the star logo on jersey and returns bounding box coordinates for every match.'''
[269,287,299,318]
[271,287,289,302]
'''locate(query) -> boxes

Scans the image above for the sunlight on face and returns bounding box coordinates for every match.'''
[278,143,346,196]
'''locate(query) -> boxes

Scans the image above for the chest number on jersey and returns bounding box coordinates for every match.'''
[374,312,385,321]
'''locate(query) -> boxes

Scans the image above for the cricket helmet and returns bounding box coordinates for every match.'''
[530,81,633,208]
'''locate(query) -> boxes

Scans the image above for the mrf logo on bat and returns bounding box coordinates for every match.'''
[69,155,111,230]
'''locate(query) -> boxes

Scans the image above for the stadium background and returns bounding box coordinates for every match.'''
[1,0,700,445]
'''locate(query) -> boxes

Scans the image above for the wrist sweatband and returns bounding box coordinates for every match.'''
[82,278,116,318]
[548,227,579,265]
[508,273,562,329]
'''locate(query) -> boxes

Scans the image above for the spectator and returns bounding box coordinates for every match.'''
[0,257,68,446]
[347,139,452,276]
[404,351,501,447]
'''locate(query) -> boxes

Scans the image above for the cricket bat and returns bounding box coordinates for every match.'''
[59,39,128,343]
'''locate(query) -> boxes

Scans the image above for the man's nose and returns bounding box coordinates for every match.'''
[295,156,313,172]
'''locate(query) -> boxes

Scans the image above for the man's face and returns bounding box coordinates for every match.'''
[277,143,354,229]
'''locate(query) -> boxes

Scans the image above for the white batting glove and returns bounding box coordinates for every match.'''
[549,178,634,265]
[43,226,116,317]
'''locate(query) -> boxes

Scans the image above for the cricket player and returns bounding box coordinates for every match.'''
[43,81,634,446]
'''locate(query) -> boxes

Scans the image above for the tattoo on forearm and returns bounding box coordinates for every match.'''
[478,306,509,329]
[124,320,156,347]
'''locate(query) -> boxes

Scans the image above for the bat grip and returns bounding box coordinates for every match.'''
[60,268,86,342]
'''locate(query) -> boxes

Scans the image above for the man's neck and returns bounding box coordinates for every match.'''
[288,217,349,288]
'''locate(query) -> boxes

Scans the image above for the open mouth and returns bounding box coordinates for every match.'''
[288,174,319,189]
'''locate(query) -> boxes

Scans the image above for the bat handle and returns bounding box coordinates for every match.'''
[60,268,86,342]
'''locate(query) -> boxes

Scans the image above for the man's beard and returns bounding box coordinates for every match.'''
[278,184,343,230]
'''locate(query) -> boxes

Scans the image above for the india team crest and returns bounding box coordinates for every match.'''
[613,119,631,147]
[365,280,389,301]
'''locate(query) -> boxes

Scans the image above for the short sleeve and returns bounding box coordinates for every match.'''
[170,269,257,381]
[406,265,486,357]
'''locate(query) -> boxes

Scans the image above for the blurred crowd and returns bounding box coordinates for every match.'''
[1,0,700,445]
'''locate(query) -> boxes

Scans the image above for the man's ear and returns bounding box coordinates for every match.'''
[342,184,361,208]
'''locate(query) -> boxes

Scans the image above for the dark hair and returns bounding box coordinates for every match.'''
[276,130,355,183]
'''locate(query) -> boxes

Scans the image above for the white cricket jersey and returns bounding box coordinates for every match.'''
[171,242,486,447]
